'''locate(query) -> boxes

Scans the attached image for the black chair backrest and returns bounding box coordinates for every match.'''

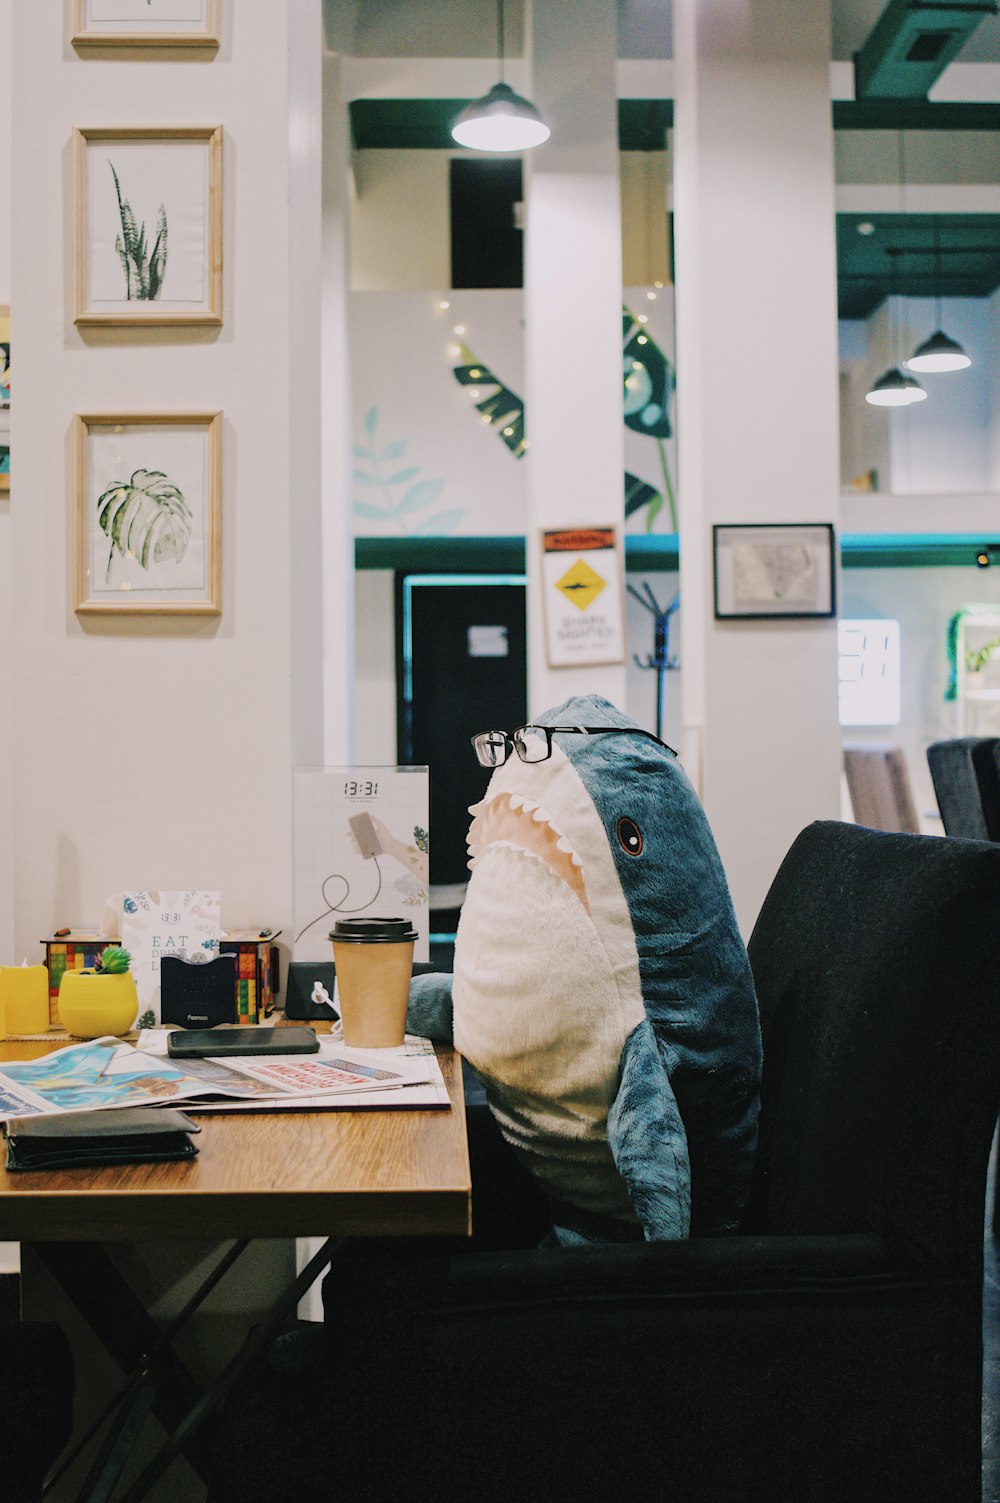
[746,820,1000,1268]
[927,735,1000,840]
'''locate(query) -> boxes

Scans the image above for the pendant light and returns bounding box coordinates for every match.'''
[860,179,926,408]
[451,0,550,152]
[866,244,927,407]
[906,217,972,373]
[866,366,927,407]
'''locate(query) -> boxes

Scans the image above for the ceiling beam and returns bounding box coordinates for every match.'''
[854,0,998,100]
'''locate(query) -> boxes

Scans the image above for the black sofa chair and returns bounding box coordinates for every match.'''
[927,735,1000,840]
[208,820,1000,1503]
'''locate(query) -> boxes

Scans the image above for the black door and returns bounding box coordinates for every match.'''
[397,574,527,938]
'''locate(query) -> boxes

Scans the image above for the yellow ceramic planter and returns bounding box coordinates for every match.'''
[58,969,138,1038]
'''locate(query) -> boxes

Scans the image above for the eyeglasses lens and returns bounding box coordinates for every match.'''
[515,727,549,763]
[474,732,510,767]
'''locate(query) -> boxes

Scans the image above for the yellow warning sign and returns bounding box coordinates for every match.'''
[555,558,607,612]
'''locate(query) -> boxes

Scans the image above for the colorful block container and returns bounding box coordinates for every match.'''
[41,931,280,1028]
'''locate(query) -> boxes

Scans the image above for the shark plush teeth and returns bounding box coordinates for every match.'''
[407,693,762,1245]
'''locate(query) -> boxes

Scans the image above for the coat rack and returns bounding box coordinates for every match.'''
[627,581,679,743]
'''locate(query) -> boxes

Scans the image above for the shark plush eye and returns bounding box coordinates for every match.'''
[617,817,643,856]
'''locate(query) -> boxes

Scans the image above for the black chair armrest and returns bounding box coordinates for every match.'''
[443,1230,898,1309]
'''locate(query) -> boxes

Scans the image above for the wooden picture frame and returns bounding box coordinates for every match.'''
[74,412,222,615]
[73,126,223,327]
[713,522,837,620]
[72,0,220,50]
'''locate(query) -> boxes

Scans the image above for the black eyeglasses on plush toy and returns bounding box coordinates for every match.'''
[471,724,676,768]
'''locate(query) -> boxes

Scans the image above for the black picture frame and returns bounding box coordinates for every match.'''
[712,522,837,620]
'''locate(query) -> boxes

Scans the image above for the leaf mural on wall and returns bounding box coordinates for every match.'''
[447,311,678,534]
[452,344,526,458]
[109,161,168,302]
[622,307,677,533]
[97,468,193,584]
[353,408,461,535]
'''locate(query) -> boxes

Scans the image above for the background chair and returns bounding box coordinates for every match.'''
[208,821,1000,1503]
[927,736,1000,840]
[0,1322,74,1500]
[843,742,920,832]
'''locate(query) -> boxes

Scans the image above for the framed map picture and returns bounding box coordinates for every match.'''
[72,0,220,50]
[73,126,222,326]
[713,522,836,620]
[74,411,221,615]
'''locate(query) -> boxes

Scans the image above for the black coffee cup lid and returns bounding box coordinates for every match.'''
[329,916,419,944]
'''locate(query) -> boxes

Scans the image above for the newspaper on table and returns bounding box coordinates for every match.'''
[0,1032,449,1121]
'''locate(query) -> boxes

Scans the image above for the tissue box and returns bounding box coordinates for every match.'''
[220,932,280,1022]
[42,930,280,1027]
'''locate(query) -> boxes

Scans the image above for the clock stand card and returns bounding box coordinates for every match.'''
[120,891,222,1023]
[292,768,430,965]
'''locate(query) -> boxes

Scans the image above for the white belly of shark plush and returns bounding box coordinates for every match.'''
[407,694,762,1244]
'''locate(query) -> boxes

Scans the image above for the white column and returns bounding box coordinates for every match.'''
[321,53,356,764]
[523,0,627,714]
[673,0,842,932]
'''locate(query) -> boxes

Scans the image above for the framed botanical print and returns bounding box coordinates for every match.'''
[73,126,223,326]
[72,0,220,50]
[712,523,837,620]
[75,412,221,615]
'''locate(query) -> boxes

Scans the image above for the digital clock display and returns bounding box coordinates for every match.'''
[344,780,378,797]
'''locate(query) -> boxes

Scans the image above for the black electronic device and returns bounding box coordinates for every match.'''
[166,1026,318,1059]
[283,960,438,1020]
[160,953,236,1029]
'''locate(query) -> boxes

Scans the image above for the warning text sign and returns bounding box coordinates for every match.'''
[541,527,625,668]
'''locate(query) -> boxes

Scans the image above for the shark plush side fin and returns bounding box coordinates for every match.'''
[608,1019,691,1240]
[407,972,455,1043]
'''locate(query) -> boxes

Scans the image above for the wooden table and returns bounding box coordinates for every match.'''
[0,1034,471,1502]
[0,1037,472,1242]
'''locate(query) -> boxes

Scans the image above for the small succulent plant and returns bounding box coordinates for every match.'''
[94,945,132,975]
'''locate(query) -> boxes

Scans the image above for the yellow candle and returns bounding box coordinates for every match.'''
[1,963,51,1034]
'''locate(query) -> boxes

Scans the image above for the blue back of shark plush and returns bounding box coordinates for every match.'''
[408,693,762,1244]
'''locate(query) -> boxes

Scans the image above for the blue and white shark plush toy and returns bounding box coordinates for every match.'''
[408,694,762,1245]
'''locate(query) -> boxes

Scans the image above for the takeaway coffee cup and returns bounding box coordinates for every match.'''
[329,917,418,1048]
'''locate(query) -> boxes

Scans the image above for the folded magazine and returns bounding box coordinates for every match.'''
[0,1034,441,1120]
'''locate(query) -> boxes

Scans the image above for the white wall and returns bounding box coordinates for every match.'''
[839,563,1000,830]
[841,297,998,494]
[350,149,669,293]
[989,285,1000,490]
[9,5,325,956]
[0,0,12,970]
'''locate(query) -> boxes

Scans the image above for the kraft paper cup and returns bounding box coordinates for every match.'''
[329,917,417,1048]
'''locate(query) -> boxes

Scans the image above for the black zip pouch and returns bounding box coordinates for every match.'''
[3,1107,201,1172]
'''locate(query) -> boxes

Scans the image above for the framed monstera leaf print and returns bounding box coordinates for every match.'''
[75,412,221,615]
[73,126,222,327]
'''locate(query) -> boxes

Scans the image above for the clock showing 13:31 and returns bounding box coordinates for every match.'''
[344,780,378,797]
